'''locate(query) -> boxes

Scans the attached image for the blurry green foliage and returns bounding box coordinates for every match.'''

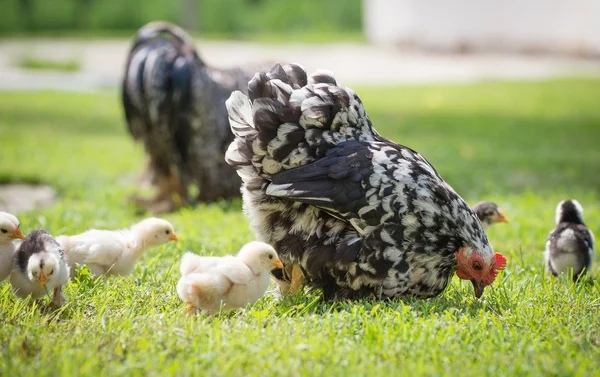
[0,0,362,38]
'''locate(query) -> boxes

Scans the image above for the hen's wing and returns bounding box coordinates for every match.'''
[266,139,448,234]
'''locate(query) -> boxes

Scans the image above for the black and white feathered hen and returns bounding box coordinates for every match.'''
[122,21,268,213]
[225,63,507,300]
[545,200,595,281]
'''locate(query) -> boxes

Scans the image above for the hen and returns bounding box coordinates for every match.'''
[225,63,506,300]
[122,21,268,213]
[545,200,594,281]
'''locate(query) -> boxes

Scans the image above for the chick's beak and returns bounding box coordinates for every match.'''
[37,270,49,286]
[10,227,25,240]
[471,279,485,299]
[169,233,179,242]
[272,258,283,268]
[494,211,509,223]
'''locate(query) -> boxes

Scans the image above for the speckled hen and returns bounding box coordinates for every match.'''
[224,63,506,301]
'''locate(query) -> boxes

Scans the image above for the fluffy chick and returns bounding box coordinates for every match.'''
[10,229,69,307]
[177,241,282,314]
[472,202,509,232]
[0,212,25,282]
[56,217,178,277]
[545,200,595,281]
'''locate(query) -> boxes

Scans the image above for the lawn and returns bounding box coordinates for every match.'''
[1,79,599,376]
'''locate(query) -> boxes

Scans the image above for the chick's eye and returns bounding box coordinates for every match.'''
[268,254,273,259]
[165,230,170,235]
[472,261,482,271]
[0,229,7,233]
[49,269,54,275]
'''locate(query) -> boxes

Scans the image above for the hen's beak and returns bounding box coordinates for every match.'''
[272,259,283,268]
[471,279,485,299]
[10,227,25,240]
[37,270,49,286]
[494,211,509,223]
[169,233,179,242]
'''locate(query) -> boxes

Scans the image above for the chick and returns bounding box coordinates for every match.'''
[177,241,283,314]
[56,217,178,277]
[10,229,70,307]
[0,212,25,282]
[472,202,509,232]
[545,200,595,281]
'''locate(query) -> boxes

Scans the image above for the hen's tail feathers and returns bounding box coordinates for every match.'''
[122,21,199,141]
[225,63,376,186]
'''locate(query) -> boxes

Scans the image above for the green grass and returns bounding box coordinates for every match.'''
[1,79,600,376]
[16,58,81,72]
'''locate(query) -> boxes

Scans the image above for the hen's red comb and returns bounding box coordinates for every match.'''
[494,253,507,270]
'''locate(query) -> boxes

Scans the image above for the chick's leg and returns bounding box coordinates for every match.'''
[51,286,66,308]
[185,301,197,315]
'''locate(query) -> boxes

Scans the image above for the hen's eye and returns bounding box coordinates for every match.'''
[165,230,170,235]
[472,261,482,271]
[0,229,7,234]
[268,254,273,260]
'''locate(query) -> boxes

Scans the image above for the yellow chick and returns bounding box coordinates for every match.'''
[177,241,282,314]
[56,217,178,277]
[0,212,25,282]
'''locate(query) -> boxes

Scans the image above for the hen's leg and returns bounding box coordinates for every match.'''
[289,264,305,294]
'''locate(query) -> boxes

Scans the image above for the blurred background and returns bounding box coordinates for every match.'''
[1,0,600,91]
[0,0,599,216]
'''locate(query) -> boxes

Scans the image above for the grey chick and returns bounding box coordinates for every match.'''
[472,202,508,232]
[10,229,70,307]
[544,200,595,281]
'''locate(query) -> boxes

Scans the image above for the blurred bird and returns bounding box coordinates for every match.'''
[122,21,271,213]
[472,202,508,232]
[176,241,282,314]
[0,212,25,282]
[544,200,595,281]
[56,217,178,277]
[225,63,507,300]
[10,229,69,307]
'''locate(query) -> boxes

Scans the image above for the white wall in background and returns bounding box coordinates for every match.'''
[363,0,600,54]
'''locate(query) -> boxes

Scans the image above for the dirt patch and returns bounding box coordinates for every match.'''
[0,184,57,214]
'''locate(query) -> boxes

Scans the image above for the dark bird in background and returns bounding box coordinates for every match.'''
[122,21,270,213]
[225,63,506,301]
[10,229,70,307]
[472,201,508,232]
[545,200,595,281]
